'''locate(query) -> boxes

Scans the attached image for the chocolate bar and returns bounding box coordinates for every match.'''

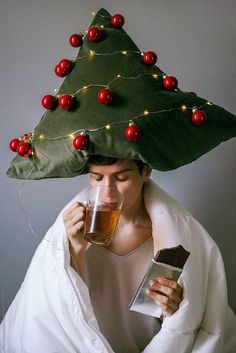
[154,245,190,268]
[129,245,190,318]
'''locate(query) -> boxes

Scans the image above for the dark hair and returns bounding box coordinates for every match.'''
[86,155,149,174]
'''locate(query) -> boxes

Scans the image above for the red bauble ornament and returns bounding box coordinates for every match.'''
[55,64,66,77]
[125,123,142,141]
[55,59,73,77]
[111,14,125,28]
[163,76,178,91]
[41,95,58,110]
[17,142,32,157]
[9,139,20,152]
[59,95,74,110]
[191,110,207,125]
[59,59,73,74]
[97,88,113,105]
[87,27,101,42]
[73,134,89,150]
[69,33,83,47]
[142,51,157,65]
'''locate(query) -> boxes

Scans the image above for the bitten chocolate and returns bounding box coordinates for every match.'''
[154,245,190,269]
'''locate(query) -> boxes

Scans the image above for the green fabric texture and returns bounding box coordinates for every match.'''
[7,8,236,179]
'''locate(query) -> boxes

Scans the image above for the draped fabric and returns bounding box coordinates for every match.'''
[1,180,236,352]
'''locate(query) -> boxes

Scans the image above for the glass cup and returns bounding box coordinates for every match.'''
[83,185,123,245]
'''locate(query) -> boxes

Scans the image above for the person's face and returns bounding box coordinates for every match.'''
[88,160,151,212]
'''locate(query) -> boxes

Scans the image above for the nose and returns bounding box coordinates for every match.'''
[102,188,118,205]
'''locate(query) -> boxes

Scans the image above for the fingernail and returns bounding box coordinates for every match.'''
[149,280,154,286]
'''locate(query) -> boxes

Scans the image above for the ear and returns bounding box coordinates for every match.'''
[143,165,152,181]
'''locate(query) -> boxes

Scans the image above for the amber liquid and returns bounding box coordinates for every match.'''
[84,208,121,245]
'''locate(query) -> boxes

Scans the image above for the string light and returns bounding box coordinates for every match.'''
[33,13,213,149]
[33,102,210,143]
[52,72,165,102]
[78,49,140,61]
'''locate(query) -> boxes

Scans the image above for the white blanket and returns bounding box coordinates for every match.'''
[1,180,236,353]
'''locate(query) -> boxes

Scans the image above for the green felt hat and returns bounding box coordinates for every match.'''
[7,8,236,179]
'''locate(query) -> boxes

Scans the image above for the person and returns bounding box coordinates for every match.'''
[62,154,236,353]
[3,6,236,353]
[64,155,183,352]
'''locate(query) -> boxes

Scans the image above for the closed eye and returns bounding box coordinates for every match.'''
[116,177,127,182]
[94,177,103,181]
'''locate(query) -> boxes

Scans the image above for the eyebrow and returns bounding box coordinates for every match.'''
[90,168,133,175]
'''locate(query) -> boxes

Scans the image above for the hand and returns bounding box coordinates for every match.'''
[146,277,183,317]
[62,202,88,252]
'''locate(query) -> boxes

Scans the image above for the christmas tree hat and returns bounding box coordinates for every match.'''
[7,8,236,179]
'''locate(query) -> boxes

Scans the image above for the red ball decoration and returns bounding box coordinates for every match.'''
[125,123,142,142]
[142,51,157,65]
[41,95,58,110]
[191,110,207,125]
[69,33,83,47]
[73,134,89,150]
[59,59,73,74]
[97,88,113,105]
[9,139,20,152]
[55,64,66,77]
[163,76,178,91]
[17,142,32,157]
[59,95,74,110]
[111,14,125,28]
[87,27,102,42]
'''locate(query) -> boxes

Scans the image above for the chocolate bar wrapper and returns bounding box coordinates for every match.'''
[129,260,182,318]
[129,245,190,318]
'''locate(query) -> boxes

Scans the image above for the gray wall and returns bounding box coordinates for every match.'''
[1,0,236,320]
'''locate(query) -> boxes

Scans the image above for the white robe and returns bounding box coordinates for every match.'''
[1,180,236,353]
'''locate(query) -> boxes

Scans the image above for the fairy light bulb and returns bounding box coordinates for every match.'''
[144,110,149,116]
[105,124,111,130]
[181,105,187,111]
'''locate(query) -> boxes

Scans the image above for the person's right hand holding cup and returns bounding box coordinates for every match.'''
[84,185,123,245]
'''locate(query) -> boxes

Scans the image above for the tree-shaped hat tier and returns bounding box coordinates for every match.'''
[7,8,236,179]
